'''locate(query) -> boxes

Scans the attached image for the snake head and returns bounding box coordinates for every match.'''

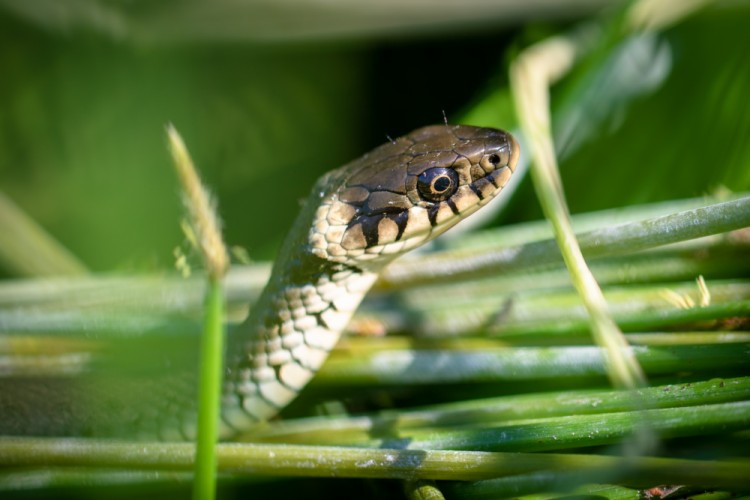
[309,124,519,267]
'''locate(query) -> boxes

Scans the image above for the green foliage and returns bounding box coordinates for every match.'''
[558,7,750,209]
[0,1,749,499]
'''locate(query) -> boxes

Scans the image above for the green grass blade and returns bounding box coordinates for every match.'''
[192,278,225,500]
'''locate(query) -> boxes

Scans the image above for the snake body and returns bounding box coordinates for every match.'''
[0,124,518,439]
[218,124,519,437]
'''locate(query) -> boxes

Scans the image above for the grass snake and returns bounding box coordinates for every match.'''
[0,124,519,439]
[219,124,519,438]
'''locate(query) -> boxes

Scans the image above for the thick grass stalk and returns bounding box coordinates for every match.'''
[1,438,748,486]
[316,343,749,385]
[245,401,750,452]
[375,401,750,452]
[401,280,750,337]
[238,377,750,443]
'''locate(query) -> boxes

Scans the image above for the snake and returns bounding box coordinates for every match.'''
[215,124,519,438]
[0,124,518,439]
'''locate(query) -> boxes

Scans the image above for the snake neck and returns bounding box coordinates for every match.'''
[220,247,378,434]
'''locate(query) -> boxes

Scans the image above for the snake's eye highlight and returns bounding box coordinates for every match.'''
[417,167,459,202]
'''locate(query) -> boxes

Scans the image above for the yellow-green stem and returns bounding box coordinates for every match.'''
[193,277,225,500]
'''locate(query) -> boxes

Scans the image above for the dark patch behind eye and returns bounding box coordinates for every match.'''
[389,211,409,241]
[350,214,381,247]
[364,191,411,215]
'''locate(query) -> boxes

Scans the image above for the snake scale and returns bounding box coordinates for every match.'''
[0,124,518,439]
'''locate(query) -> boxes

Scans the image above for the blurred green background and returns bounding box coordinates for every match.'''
[0,0,749,276]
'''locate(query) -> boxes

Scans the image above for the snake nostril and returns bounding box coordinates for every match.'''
[488,153,501,166]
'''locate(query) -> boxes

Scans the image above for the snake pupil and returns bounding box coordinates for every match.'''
[433,176,451,193]
[417,167,459,202]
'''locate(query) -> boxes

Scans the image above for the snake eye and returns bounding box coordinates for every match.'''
[417,167,459,202]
